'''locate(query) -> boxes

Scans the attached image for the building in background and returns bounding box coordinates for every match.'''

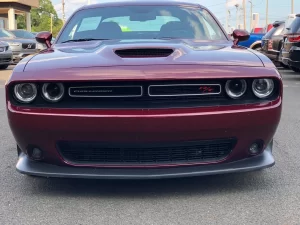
[251,13,260,30]
[0,0,39,31]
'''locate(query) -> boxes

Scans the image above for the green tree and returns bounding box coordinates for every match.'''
[17,0,63,37]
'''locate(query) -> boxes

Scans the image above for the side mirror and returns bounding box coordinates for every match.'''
[35,31,52,48]
[232,29,250,45]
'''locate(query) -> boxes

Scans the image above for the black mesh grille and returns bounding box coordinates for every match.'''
[22,43,36,49]
[115,48,174,58]
[57,139,236,166]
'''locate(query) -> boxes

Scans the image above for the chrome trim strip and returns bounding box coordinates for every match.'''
[148,84,222,97]
[69,85,143,98]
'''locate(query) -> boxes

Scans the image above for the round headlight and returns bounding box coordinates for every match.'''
[252,79,274,98]
[14,83,37,103]
[42,83,64,102]
[225,79,247,99]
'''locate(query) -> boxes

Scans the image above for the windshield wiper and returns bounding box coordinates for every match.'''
[61,38,110,43]
[154,37,179,40]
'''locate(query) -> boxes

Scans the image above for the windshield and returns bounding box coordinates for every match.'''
[10,30,35,39]
[0,29,15,38]
[57,5,227,43]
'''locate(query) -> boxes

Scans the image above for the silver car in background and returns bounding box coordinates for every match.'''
[9,29,47,51]
[0,41,12,70]
[0,29,38,64]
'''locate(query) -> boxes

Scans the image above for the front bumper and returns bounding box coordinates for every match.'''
[16,141,274,179]
[12,51,37,63]
[0,52,12,65]
[8,96,282,177]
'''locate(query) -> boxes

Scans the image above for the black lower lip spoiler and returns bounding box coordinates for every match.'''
[16,142,274,180]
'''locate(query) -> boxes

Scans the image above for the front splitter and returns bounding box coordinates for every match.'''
[16,143,275,179]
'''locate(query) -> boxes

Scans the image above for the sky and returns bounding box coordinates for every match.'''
[51,0,299,31]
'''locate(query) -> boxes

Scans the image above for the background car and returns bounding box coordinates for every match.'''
[10,29,46,51]
[261,21,287,67]
[0,41,12,69]
[280,14,300,73]
[251,27,264,33]
[0,29,38,64]
[239,33,264,51]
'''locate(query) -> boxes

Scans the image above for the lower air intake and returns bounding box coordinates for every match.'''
[57,138,236,166]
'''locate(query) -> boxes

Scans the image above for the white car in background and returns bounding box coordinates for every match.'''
[9,29,47,51]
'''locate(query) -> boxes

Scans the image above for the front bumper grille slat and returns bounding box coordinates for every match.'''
[58,139,236,166]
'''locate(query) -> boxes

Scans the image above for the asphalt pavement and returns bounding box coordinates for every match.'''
[0,66,300,225]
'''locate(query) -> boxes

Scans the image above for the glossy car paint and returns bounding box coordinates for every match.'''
[6,0,282,178]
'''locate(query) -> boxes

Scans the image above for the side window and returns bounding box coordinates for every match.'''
[77,16,102,32]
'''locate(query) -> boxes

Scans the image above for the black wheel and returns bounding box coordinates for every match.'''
[280,62,289,69]
[0,64,9,70]
[291,66,300,73]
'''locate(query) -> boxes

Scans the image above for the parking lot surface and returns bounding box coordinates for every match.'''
[0,67,300,225]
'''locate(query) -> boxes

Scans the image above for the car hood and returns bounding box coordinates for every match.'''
[0,37,36,43]
[23,39,265,71]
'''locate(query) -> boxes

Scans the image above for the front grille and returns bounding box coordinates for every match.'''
[22,43,36,49]
[115,48,174,58]
[58,139,236,166]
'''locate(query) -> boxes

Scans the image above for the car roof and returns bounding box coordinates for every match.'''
[81,0,204,10]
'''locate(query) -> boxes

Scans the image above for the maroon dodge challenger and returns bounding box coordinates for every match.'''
[6,0,282,179]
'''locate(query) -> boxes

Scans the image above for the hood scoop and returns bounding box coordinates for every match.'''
[114,48,174,58]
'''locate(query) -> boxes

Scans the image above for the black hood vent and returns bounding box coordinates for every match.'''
[115,48,174,58]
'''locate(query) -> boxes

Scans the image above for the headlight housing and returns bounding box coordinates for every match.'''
[8,42,20,46]
[14,83,37,103]
[252,79,274,98]
[225,79,247,99]
[42,83,65,102]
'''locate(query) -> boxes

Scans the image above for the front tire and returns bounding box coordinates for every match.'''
[0,64,9,70]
